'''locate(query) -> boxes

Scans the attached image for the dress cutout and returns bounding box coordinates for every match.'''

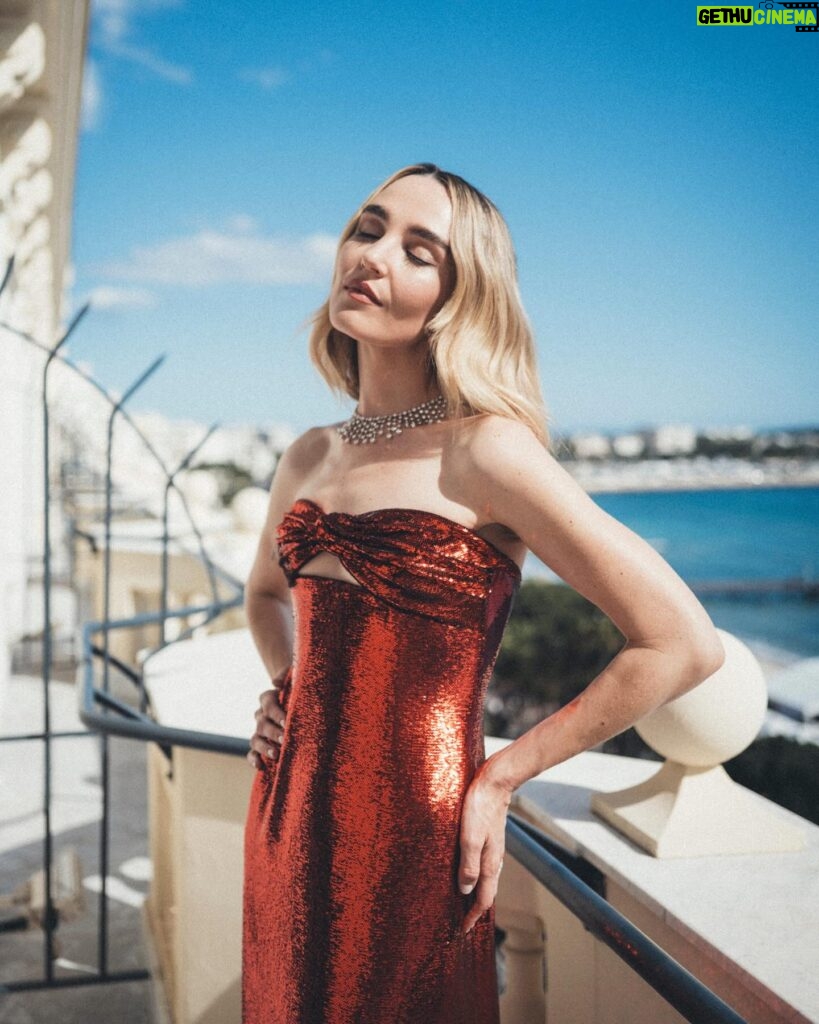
[243,497,521,1023]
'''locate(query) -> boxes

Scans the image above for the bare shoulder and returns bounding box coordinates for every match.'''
[261,423,335,539]
[453,413,564,513]
[460,412,548,458]
[278,423,334,478]
[456,415,722,670]
[245,424,334,600]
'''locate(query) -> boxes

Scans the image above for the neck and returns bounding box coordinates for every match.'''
[354,339,438,416]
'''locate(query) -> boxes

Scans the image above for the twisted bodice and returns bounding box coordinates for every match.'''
[275,496,522,630]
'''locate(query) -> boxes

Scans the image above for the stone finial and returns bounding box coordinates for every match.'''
[591,629,806,857]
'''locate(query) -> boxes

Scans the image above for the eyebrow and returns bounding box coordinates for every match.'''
[360,204,451,252]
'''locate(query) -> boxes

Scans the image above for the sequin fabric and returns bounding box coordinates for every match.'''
[242,497,521,1024]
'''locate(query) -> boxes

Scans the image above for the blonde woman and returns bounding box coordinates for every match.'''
[242,163,724,1024]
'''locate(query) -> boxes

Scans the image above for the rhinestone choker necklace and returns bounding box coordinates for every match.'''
[337,394,448,444]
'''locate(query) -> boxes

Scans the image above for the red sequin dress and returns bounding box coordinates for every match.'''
[242,496,521,1024]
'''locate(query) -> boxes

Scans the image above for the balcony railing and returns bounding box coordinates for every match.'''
[505,814,746,1023]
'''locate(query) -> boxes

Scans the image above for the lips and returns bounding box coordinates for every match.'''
[345,279,383,306]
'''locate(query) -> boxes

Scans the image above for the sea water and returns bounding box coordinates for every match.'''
[524,485,819,661]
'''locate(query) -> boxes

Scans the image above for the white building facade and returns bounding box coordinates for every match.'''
[0,0,89,690]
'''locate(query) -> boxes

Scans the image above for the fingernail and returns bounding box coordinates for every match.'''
[266,748,275,758]
[460,883,475,895]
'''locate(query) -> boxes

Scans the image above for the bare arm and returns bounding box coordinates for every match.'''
[244,427,328,767]
[245,593,293,682]
[456,415,726,931]
[243,448,300,678]
[462,415,726,794]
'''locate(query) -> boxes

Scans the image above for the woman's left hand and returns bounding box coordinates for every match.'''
[457,763,513,934]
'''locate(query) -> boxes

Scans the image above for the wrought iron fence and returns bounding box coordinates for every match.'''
[0,252,237,994]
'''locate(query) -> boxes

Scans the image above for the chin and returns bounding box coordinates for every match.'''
[328,313,361,342]
[330,308,383,340]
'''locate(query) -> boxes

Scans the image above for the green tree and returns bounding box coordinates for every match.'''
[486,580,623,737]
[725,735,819,826]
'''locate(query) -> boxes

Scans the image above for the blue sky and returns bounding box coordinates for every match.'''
[69,0,817,439]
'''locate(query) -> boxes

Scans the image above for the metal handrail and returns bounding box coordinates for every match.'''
[79,599,247,757]
[506,812,748,1024]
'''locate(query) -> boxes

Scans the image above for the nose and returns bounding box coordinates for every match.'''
[358,237,389,275]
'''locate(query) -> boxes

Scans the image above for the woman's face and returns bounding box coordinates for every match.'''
[328,174,455,350]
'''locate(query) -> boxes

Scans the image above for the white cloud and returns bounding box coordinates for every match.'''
[94,0,182,46]
[90,0,192,85]
[86,285,158,310]
[93,0,129,46]
[238,50,336,91]
[91,220,337,287]
[80,58,102,132]
[238,66,289,91]
[103,41,192,84]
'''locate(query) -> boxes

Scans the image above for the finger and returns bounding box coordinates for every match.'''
[250,744,277,767]
[262,688,290,729]
[249,732,280,760]
[462,894,494,934]
[459,847,496,894]
[256,716,285,745]
[458,837,483,895]
[461,881,498,934]
[259,689,279,713]
[271,691,288,725]
[462,852,504,934]
[255,698,287,730]
[258,731,281,755]
[255,708,284,735]
[462,900,493,935]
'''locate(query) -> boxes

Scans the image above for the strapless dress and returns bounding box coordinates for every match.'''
[242,497,521,1023]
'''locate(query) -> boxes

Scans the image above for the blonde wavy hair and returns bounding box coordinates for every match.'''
[307,162,552,449]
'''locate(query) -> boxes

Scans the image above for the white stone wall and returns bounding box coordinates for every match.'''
[0,0,89,689]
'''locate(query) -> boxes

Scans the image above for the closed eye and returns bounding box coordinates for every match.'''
[405,251,431,266]
[352,229,432,266]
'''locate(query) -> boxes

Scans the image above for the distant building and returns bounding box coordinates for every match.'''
[701,425,754,443]
[128,412,295,486]
[611,432,646,458]
[571,433,611,459]
[652,424,697,456]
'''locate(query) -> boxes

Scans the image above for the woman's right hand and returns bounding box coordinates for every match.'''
[247,665,291,771]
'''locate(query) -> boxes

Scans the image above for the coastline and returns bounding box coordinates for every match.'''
[567,456,819,495]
